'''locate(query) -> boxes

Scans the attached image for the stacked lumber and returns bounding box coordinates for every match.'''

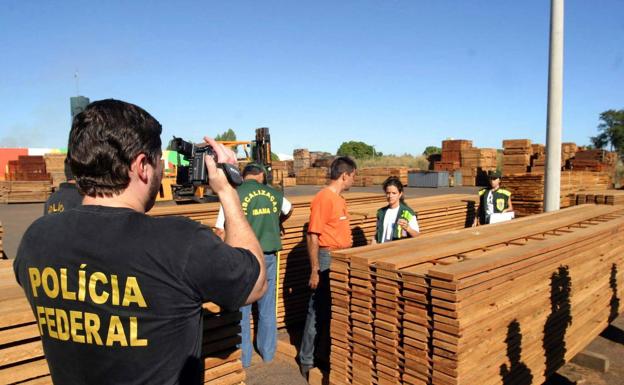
[530,142,578,174]
[570,149,618,172]
[313,157,336,168]
[293,149,311,175]
[427,205,624,385]
[434,140,472,172]
[0,221,3,258]
[0,181,53,204]
[272,160,294,176]
[328,205,624,385]
[6,156,50,182]
[502,139,531,175]
[358,167,409,185]
[501,171,612,216]
[149,193,477,330]
[561,142,578,164]
[282,177,297,187]
[459,148,497,187]
[353,175,374,187]
[0,260,247,385]
[296,167,329,185]
[573,189,624,206]
[43,154,67,188]
[271,169,286,185]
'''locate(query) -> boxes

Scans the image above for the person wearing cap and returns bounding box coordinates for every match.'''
[214,163,293,368]
[477,170,514,225]
[43,157,83,215]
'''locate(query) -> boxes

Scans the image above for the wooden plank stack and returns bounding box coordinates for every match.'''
[502,139,532,175]
[328,205,624,385]
[0,181,53,204]
[0,221,3,258]
[357,168,409,186]
[293,149,311,175]
[0,260,247,385]
[272,160,295,177]
[573,189,624,206]
[6,156,50,182]
[427,205,624,385]
[459,148,497,187]
[149,193,478,331]
[43,154,67,188]
[570,149,618,172]
[501,171,612,216]
[296,167,329,185]
[434,140,473,172]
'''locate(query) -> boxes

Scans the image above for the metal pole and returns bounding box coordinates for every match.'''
[544,0,564,212]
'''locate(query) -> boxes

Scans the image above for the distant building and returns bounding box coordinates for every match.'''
[70,96,90,119]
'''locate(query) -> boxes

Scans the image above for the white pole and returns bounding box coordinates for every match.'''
[544,0,564,212]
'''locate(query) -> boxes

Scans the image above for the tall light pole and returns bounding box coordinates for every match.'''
[544,0,564,212]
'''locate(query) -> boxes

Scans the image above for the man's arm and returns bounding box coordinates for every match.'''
[306,232,321,289]
[205,137,266,304]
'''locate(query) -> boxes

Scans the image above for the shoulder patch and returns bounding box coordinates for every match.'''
[499,189,512,197]
[478,189,486,196]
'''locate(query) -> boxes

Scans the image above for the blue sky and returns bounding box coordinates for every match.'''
[1,1,622,157]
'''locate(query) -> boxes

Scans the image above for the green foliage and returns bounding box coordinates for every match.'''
[215,128,237,142]
[422,146,441,157]
[590,109,624,159]
[271,152,279,161]
[337,141,377,159]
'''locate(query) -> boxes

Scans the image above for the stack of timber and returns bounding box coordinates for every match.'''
[43,154,67,188]
[459,148,497,187]
[282,177,297,187]
[427,205,624,385]
[562,142,578,165]
[293,149,311,175]
[357,167,409,186]
[328,205,624,385]
[295,167,329,185]
[353,175,374,187]
[501,171,612,216]
[570,149,618,172]
[573,189,624,205]
[434,140,472,172]
[0,260,247,385]
[0,221,3,258]
[531,143,578,174]
[149,193,478,330]
[272,160,295,177]
[313,156,336,168]
[0,181,53,204]
[502,139,532,175]
[6,156,50,182]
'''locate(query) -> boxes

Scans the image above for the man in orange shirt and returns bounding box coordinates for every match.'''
[299,157,357,378]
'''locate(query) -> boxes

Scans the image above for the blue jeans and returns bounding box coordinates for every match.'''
[299,249,332,367]
[240,253,277,368]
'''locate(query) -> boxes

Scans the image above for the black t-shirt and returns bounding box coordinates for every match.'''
[44,182,83,215]
[13,205,260,385]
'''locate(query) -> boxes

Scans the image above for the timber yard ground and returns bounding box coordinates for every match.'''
[1,185,623,385]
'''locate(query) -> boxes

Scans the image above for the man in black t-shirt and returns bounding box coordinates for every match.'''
[14,99,267,385]
[43,157,83,215]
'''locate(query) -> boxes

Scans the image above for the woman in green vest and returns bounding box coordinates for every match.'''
[373,176,419,244]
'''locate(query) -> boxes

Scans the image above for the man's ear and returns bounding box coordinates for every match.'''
[131,153,149,182]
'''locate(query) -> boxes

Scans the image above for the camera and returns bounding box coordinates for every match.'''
[168,137,243,187]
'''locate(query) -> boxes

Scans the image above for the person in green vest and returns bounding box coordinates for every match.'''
[478,170,514,225]
[214,163,292,368]
[373,176,419,243]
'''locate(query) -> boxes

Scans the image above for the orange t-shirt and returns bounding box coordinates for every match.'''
[308,188,352,249]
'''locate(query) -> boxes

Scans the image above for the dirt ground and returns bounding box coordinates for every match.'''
[1,185,622,385]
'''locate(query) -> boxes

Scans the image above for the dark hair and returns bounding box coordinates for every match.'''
[63,156,74,181]
[68,99,162,197]
[330,156,357,180]
[383,176,404,201]
[242,163,266,178]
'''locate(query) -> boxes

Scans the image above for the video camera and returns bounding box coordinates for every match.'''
[168,137,243,187]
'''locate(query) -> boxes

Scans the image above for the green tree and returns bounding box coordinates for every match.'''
[422,146,442,157]
[271,152,280,161]
[214,128,237,142]
[337,141,376,159]
[590,109,624,159]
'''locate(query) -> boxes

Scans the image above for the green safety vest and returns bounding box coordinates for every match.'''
[478,188,511,224]
[375,202,417,243]
[236,180,284,252]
